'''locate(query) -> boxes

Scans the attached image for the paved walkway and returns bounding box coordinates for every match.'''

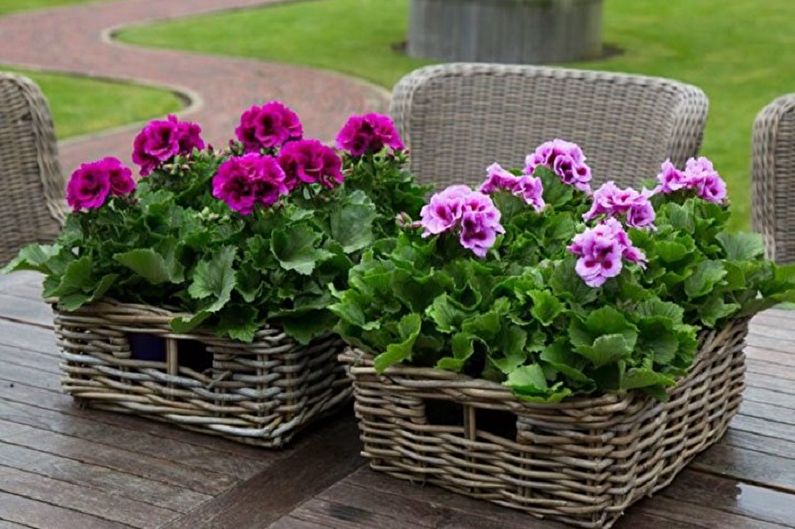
[0,0,390,174]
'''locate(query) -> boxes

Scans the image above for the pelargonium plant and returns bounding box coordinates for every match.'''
[4,103,427,344]
[332,140,795,401]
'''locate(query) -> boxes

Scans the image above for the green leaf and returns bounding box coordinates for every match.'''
[373,313,422,372]
[505,364,548,392]
[114,248,183,285]
[575,334,633,367]
[280,310,338,345]
[426,294,467,333]
[436,332,474,371]
[528,290,564,326]
[621,368,675,390]
[684,261,727,298]
[330,191,378,253]
[656,240,689,263]
[188,247,236,301]
[699,295,740,327]
[2,244,60,274]
[47,256,93,297]
[271,224,333,275]
[717,232,764,261]
[540,340,592,383]
[217,305,260,342]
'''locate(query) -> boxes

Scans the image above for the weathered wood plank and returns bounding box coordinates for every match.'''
[745,372,795,396]
[0,345,59,374]
[0,466,178,527]
[722,429,795,461]
[0,363,60,391]
[743,386,795,410]
[692,443,795,492]
[746,334,795,357]
[164,417,363,529]
[269,515,337,529]
[745,346,795,368]
[0,519,34,529]
[0,319,58,355]
[657,470,795,527]
[0,397,270,479]
[0,271,43,299]
[0,420,235,496]
[0,442,209,513]
[0,490,133,529]
[747,359,795,381]
[0,294,52,328]
[739,399,795,425]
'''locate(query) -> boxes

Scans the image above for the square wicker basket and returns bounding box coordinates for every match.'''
[339,318,749,528]
[54,299,351,447]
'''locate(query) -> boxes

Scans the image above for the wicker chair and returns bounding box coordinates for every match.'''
[752,94,795,264]
[0,73,65,264]
[390,63,709,189]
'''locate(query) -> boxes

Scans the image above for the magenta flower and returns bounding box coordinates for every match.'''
[568,218,646,288]
[335,113,404,157]
[684,157,727,203]
[278,139,344,190]
[655,159,688,194]
[66,157,135,212]
[583,181,656,229]
[235,101,303,153]
[524,139,592,192]
[654,157,727,204]
[480,163,545,213]
[212,154,288,215]
[420,185,504,258]
[132,115,205,176]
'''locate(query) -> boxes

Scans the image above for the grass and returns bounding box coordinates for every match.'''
[117,0,795,231]
[3,67,183,139]
[0,0,105,16]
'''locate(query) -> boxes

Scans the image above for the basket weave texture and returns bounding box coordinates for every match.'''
[55,299,350,447]
[340,318,748,528]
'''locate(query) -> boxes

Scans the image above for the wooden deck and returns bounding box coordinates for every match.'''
[0,271,793,529]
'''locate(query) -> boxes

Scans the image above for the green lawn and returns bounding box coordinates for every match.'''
[117,0,795,231]
[0,0,104,16]
[3,68,183,139]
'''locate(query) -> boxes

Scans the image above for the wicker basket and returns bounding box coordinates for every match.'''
[340,318,749,528]
[54,299,351,447]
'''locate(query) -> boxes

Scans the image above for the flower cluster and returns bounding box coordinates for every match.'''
[525,139,592,192]
[212,154,288,215]
[480,163,545,212]
[583,181,655,228]
[235,101,303,153]
[278,139,343,191]
[66,157,136,211]
[336,113,404,157]
[132,115,205,176]
[420,185,504,257]
[568,218,646,288]
[656,157,727,203]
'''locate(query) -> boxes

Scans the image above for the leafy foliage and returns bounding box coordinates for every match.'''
[4,148,426,344]
[331,167,795,401]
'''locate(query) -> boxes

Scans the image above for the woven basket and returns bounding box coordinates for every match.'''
[340,318,748,528]
[54,299,351,447]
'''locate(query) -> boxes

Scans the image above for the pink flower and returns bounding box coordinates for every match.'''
[654,157,727,204]
[684,157,727,203]
[655,159,688,194]
[278,139,343,191]
[568,218,646,287]
[420,185,504,258]
[132,115,205,176]
[335,113,404,157]
[212,154,288,215]
[66,157,135,211]
[235,101,303,152]
[524,139,591,192]
[583,181,656,229]
[479,163,545,213]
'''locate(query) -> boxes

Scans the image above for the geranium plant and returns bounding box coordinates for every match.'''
[331,140,795,401]
[4,103,427,344]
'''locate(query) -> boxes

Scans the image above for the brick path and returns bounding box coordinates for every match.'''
[0,0,390,174]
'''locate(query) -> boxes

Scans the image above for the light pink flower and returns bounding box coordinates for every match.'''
[568,218,646,287]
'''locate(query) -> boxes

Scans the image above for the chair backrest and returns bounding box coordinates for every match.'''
[0,73,64,264]
[390,63,709,190]
[752,94,795,264]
